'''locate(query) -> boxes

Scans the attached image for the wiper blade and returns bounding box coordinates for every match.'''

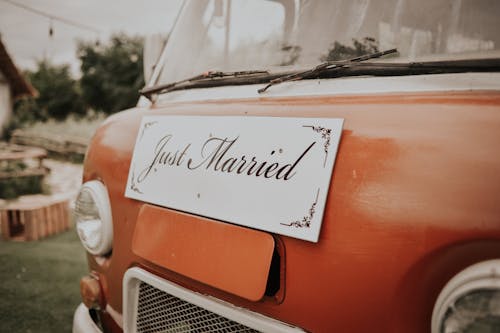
[257,48,398,93]
[141,70,269,101]
[140,50,500,98]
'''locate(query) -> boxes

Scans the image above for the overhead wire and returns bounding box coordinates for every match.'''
[0,0,101,34]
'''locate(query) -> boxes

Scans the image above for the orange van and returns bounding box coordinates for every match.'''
[72,1,500,332]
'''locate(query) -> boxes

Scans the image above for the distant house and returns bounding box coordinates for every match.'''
[0,38,36,134]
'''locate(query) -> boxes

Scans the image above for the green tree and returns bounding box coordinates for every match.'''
[78,34,144,114]
[14,61,85,122]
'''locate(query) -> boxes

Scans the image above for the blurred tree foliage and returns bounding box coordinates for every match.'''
[321,37,379,62]
[14,61,85,122]
[3,34,145,139]
[78,33,144,114]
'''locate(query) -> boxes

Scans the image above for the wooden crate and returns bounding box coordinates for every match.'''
[0,197,71,241]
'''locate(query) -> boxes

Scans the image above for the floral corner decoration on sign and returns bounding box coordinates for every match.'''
[129,167,143,194]
[139,121,158,140]
[303,125,332,167]
[281,188,320,228]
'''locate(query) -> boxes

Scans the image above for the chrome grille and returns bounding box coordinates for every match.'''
[136,282,260,333]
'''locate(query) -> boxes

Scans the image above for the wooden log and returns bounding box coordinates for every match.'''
[60,202,66,231]
[40,207,48,238]
[53,203,60,234]
[13,210,22,237]
[46,205,53,236]
[35,208,45,239]
[0,210,10,240]
[55,203,62,233]
[52,204,59,234]
[24,210,34,241]
[11,210,18,231]
[60,202,68,231]
[47,205,55,236]
[51,204,57,236]
[54,203,62,233]
[30,209,40,241]
[18,210,27,241]
[64,203,71,229]
[37,207,44,238]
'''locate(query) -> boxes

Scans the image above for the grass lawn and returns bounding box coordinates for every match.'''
[0,230,88,332]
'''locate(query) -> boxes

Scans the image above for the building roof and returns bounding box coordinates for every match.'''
[0,38,37,99]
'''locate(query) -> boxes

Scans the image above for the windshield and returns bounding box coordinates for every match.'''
[157,0,500,85]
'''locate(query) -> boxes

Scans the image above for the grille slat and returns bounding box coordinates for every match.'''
[136,282,260,333]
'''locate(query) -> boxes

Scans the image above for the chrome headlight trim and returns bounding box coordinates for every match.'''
[431,259,500,333]
[74,180,113,256]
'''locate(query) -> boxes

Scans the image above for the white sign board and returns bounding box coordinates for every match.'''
[125,116,343,242]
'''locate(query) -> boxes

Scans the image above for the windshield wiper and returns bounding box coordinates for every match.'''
[257,48,398,93]
[141,50,396,100]
[141,70,269,101]
[141,52,500,99]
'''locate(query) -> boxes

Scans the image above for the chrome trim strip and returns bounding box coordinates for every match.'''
[123,267,305,333]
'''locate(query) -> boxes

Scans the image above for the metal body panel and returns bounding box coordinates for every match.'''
[132,205,275,301]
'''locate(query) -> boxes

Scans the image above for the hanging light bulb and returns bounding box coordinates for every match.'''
[49,18,54,38]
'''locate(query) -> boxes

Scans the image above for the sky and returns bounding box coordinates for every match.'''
[0,0,183,75]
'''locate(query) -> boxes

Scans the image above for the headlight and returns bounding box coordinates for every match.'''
[74,180,113,256]
[432,260,500,333]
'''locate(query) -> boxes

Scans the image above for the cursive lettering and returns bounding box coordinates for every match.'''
[137,134,191,183]
[138,134,316,182]
[187,136,315,181]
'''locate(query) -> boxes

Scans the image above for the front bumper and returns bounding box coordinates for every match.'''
[72,303,102,333]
